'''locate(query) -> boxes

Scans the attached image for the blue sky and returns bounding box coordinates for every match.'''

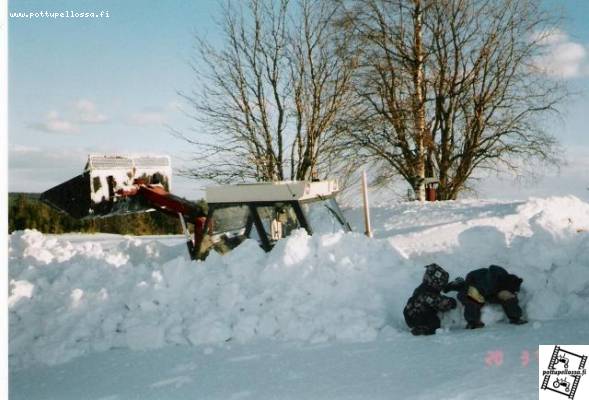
[7,0,589,200]
[8,0,222,198]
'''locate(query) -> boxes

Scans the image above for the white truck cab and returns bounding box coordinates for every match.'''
[197,180,351,258]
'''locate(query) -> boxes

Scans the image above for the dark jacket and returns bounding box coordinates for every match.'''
[465,265,523,299]
[404,283,457,320]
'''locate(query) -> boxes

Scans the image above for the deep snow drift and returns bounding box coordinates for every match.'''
[8,196,589,373]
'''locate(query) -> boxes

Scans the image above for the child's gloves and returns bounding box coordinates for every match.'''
[443,277,465,293]
[448,298,457,309]
[439,297,457,311]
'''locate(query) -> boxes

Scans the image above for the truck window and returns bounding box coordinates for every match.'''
[254,203,300,243]
[204,205,252,255]
[301,197,351,234]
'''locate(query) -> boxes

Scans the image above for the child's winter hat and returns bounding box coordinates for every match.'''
[423,263,450,290]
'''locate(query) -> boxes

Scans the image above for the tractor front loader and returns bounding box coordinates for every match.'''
[41,155,204,259]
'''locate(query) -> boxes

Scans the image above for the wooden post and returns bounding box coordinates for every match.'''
[362,170,373,238]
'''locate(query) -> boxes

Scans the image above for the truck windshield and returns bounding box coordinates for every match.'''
[301,197,351,234]
[210,205,251,236]
[205,205,252,254]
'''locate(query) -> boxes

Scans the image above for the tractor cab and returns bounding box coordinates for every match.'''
[197,181,351,258]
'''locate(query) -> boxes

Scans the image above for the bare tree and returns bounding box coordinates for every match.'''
[339,0,566,200]
[289,0,357,180]
[177,0,355,183]
[176,0,289,182]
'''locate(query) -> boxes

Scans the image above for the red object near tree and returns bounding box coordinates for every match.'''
[426,187,437,202]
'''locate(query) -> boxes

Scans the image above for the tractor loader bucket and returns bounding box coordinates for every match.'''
[41,155,172,219]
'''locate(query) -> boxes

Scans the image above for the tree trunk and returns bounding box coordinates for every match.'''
[413,0,426,201]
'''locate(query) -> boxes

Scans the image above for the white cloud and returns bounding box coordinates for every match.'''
[532,28,568,46]
[125,100,183,127]
[30,111,80,134]
[165,101,184,112]
[533,29,589,79]
[74,99,109,124]
[127,109,167,126]
[30,99,109,134]
[30,99,179,134]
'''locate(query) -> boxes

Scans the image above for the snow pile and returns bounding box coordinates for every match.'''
[8,196,589,369]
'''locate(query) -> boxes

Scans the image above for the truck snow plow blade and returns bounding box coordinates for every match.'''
[40,155,172,219]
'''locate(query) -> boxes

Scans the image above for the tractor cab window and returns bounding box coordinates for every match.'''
[302,197,351,234]
[254,203,300,243]
[204,205,253,255]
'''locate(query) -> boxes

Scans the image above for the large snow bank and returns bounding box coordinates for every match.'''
[8,196,589,369]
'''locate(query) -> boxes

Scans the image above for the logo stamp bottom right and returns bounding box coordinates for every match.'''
[539,345,588,399]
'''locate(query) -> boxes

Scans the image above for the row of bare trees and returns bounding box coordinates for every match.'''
[178,0,566,200]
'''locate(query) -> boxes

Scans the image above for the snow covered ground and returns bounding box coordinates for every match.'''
[8,196,589,399]
[10,319,589,400]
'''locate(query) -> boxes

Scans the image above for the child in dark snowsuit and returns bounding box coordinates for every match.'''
[455,265,527,329]
[403,264,459,335]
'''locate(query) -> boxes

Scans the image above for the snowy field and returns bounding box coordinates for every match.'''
[8,196,589,399]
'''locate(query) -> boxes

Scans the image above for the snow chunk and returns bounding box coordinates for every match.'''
[70,288,84,308]
[8,280,34,307]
